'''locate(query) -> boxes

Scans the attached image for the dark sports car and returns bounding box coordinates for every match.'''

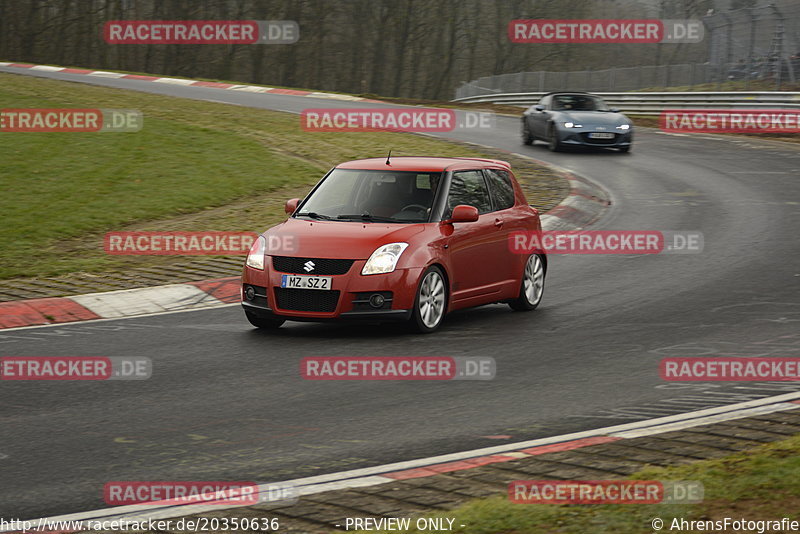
[521,92,633,153]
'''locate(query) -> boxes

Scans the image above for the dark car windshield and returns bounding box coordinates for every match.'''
[551,94,610,112]
[296,169,443,223]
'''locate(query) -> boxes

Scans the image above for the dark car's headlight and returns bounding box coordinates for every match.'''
[616,124,631,130]
[564,122,583,128]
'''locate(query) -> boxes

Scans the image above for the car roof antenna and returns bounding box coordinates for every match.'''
[385,150,392,166]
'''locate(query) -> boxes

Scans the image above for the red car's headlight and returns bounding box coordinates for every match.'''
[361,243,409,275]
[246,236,266,270]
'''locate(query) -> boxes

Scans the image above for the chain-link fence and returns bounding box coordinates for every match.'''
[457,64,735,98]
[705,3,798,90]
[456,3,799,99]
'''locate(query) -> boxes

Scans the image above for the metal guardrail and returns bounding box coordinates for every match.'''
[452,91,800,115]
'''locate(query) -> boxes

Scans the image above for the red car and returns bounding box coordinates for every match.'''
[242,156,546,333]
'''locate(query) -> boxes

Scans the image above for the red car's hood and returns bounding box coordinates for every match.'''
[263,218,428,259]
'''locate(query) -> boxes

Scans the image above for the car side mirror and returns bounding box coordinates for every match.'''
[534,105,545,112]
[285,198,300,215]
[449,205,479,223]
[610,108,620,113]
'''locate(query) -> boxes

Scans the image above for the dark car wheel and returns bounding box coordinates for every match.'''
[408,266,447,333]
[509,254,545,311]
[619,145,631,153]
[245,310,285,330]
[521,120,534,145]
[547,125,563,152]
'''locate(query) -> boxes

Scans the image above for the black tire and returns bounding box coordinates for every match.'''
[521,120,534,145]
[407,266,448,334]
[509,254,545,311]
[547,125,563,152]
[245,310,285,329]
[618,145,631,153]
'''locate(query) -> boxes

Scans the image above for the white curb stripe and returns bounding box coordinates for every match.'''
[307,92,364,101]
[539,214,557,229]
[30,65,64,72]
[0,302,240,332]
[229,85,270,93]
[69,284,226,318]
[153,77,197,85]
[87,71,127,78]
[610,402,799,438]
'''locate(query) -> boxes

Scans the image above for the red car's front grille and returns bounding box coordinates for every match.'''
[274,288,340,312]
[272,256,354,275]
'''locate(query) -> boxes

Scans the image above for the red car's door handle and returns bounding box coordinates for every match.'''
[494,218,504,227]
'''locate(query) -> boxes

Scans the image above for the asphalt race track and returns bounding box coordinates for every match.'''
[1,65,800,519]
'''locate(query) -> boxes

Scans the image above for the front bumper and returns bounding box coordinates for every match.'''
[558,129,632,148]
[243,301,412,322]
[241,257,420,322]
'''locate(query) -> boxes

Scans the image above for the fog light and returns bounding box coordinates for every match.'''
[369,293,385,308]
[245,286,256,301]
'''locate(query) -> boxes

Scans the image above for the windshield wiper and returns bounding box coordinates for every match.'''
[336,213,408,223]
[295,211,334,220]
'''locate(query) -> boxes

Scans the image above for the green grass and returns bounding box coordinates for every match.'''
[0,73,497,280]
[355,434,800,534]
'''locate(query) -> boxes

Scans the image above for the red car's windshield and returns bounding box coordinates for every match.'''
[296,169,443,223]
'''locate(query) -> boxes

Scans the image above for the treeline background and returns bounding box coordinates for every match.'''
[0,0,743,100]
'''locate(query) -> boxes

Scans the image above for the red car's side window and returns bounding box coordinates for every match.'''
[447,170,493,216]
[484,169,516,211]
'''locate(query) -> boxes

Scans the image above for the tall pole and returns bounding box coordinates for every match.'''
[770,4,785,90]
[745,7,756,90]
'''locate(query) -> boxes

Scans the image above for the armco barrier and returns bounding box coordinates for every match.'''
[452,91,800,115]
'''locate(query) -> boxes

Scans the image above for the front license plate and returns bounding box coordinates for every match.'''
[281,274,332,290]
[589,132,615,139]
